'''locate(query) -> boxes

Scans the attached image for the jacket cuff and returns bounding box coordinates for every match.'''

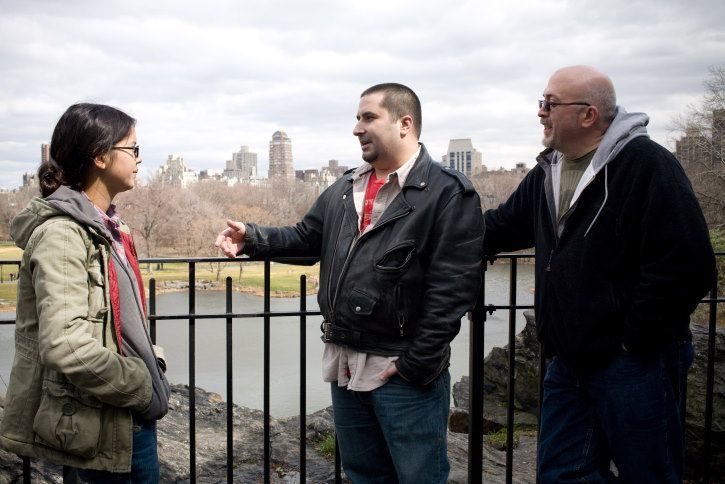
[394,358,430,386]
[241,222,257,256]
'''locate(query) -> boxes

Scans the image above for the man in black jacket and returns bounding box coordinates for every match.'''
[216,83,484,483]
[484,66,716,483]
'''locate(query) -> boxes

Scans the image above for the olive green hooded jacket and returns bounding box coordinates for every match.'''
[0,187,154,472]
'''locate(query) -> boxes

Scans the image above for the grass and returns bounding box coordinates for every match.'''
[313,433,336,461]
[138,260,320,294]
[0,244,21,305]
[485,427,520,450]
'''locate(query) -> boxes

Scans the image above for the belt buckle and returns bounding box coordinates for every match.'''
[322,321,332,340]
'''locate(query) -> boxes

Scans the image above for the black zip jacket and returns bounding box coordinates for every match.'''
[484,116,716,369]
[243,144,484,385]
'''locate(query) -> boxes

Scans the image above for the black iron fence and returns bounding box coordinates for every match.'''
[0,253,722,483]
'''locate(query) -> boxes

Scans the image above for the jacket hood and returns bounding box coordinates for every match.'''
[537,106,649,167]
[590,106,649,173]
[11,186,110,249]
[538,106,651,237]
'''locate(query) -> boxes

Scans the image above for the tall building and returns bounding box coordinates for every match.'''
[674,109,725,175]
[675,127,708,174]
[673,109,725,228]
[23,172,38,187]
[269,131,294,180]
[441,139,483,177]
[325,159,349,178]
[158,154,198,188]
[223,145,258,182]
[713,109,724,165]
[41,143,50,164]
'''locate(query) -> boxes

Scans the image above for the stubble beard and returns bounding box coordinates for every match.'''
[361,144,379,163]
[541,124,555,150]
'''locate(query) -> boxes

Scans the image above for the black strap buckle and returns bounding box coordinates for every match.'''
[321,321,333,340]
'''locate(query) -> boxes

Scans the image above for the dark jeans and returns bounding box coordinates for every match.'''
[77,419,159,483]
[330,371,450,484]
[538,342,694,483]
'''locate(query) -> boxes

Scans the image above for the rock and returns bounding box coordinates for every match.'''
[0,382,538,483]
[0,385,343,484]
[480,310,541,415]
[155,385,343,483]
[684,324,725,480]
[451,309,725,482]
[159,280,220,291]
[446,431,537,484]
[451,310,540,434]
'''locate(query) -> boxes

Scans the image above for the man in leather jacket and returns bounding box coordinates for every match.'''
[216,83,484,483]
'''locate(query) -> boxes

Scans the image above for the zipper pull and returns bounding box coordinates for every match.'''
[546,249,554,272]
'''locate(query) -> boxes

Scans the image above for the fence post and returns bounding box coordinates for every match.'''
[468,264,487,483]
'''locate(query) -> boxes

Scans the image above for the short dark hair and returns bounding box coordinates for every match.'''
[39,103,136,197]
[361,83,422,138]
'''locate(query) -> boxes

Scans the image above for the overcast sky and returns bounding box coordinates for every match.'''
[1,0,723,190]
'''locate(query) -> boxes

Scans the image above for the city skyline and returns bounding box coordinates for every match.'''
[1,0,723,190]
[12,134,500,191]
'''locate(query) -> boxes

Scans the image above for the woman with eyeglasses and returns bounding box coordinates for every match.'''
[0,103,170,483]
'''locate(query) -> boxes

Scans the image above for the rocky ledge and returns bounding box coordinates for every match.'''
[449,310,725,483]
[0,382,537,483]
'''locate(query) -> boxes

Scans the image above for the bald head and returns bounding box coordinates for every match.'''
[549,66,617,126]
[539,66,618,157]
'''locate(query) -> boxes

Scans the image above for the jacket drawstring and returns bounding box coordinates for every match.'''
[585,164,608,237]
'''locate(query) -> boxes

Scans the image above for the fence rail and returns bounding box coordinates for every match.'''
[0,254,722,483]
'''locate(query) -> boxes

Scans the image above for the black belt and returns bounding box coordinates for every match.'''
[321,321,379,347]
[321,321,410,353]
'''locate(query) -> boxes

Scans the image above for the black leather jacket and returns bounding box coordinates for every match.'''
[243,145,484,385]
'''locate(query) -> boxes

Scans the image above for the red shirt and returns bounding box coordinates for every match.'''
[360,171,386,233]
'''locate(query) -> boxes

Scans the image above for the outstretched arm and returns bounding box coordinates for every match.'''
[215,219,246,258]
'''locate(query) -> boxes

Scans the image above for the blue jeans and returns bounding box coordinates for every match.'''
[77,419,159,483]
[330,371,450,484]
[538,342,694,483]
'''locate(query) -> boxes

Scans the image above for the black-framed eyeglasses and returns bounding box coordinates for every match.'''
[538,100,591,112]
[112,145,140,158]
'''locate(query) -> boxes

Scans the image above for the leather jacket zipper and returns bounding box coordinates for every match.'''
[396,285,405,336]
[329,208,410,313]
[327,214,346,309]
[546,249,554,272]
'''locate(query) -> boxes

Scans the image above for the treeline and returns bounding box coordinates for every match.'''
[110,169,527,260]
[112,177,319,259]
[0,169,526,256]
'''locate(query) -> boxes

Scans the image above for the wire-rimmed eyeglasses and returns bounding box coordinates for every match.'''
[112,145,140,158]
[538,100,591,112]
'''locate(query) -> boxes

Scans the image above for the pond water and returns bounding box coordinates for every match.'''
[0,262,534,417]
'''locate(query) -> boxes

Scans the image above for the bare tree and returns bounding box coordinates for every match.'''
[670,65,725,229]
[0,186,35,240]
[116,176,180,273]
[470,168,529,212]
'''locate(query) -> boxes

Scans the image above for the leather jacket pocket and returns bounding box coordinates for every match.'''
[348,288,377,316]
[375,241,416,273]
[33,379,103,458]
